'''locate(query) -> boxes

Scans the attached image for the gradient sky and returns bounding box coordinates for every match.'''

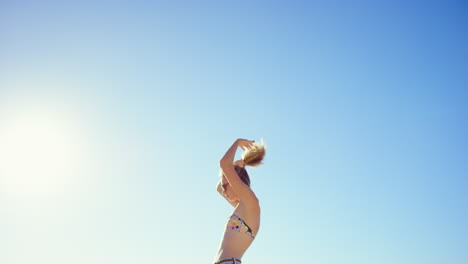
[1,1,467,263]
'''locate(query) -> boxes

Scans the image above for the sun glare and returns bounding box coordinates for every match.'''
[0,110,82,200]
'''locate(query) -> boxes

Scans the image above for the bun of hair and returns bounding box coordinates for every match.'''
[242,138,267,167]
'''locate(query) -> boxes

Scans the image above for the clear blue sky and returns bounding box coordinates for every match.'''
[1,1,467,263]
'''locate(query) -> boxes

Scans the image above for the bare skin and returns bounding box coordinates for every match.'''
[213,195,261,261]
[213,139,260,263]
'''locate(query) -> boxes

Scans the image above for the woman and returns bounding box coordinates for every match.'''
[213,138,267,264]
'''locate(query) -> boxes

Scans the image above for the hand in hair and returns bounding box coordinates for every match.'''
[237,138,255,151]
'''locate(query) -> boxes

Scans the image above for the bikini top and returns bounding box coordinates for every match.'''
[226,214,256,239]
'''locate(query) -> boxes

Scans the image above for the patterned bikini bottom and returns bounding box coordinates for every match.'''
[214,257,242,264]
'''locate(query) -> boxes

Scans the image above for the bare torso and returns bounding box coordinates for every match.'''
[213,200,261,262]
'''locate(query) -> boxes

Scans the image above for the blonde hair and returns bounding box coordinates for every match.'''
[234,138,267,187]
[241,138,267,167]
[220,139,267,187]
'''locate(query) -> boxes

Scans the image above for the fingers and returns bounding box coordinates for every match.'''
[237,139,255,151]
[241,143,254,151]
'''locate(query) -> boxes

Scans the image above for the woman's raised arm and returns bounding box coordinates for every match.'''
[220,138,254,165]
